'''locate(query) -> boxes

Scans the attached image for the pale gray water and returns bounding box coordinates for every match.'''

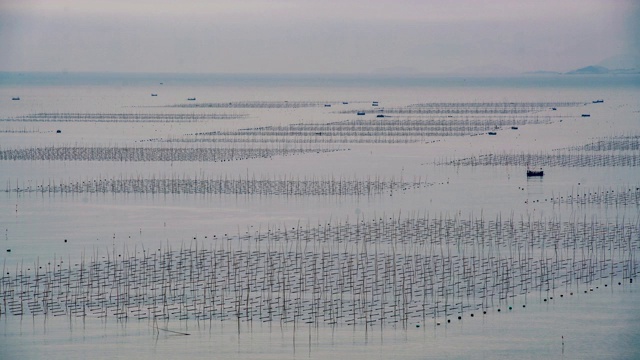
[1,73,639,359]
[1,287,638,359]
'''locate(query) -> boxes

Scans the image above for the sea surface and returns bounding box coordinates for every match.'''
[1,72,639,359]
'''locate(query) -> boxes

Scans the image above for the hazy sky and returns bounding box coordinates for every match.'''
[1,0,638,74]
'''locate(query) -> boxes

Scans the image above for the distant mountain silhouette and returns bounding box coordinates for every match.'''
[565,65,610,74]
[564,55,640,75]
[526,54,640,75]
[563,65,640,75]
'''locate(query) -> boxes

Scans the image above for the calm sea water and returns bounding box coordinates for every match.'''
[1,72,639,359]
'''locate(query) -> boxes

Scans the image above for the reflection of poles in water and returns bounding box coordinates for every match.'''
[562,335,565,354]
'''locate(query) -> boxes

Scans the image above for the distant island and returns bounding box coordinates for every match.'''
[528,54,640,75]
[525,54,640,75]
[565,65,639,75]
[524,65,639,76]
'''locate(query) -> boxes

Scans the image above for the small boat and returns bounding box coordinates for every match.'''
[581,114,590,117]
[56,130,62,134]
[357,111,365,115]
[151,93,158,96]
[592,99,604,103]
[187,97,196,101]
[488,131,497,135]
[342,102,349,105]
[511,126,518,130]
[527,169,544,177]
[551,107,557,110]
[11,97,20,101]
[372,102,378,106]
[324,104,331,107]
[376,114,385,118]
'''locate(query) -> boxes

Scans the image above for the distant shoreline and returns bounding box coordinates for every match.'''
[1,71,639,88]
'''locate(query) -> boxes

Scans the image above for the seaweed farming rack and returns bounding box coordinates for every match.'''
[1,214,637,329]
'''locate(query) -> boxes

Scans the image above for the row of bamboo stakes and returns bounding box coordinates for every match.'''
[443,152,640,167]
[5,175,429,197]
[0,145,344,162]
[1,213,637,330]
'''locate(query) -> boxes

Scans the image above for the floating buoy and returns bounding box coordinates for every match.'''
[522,305,526,308]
